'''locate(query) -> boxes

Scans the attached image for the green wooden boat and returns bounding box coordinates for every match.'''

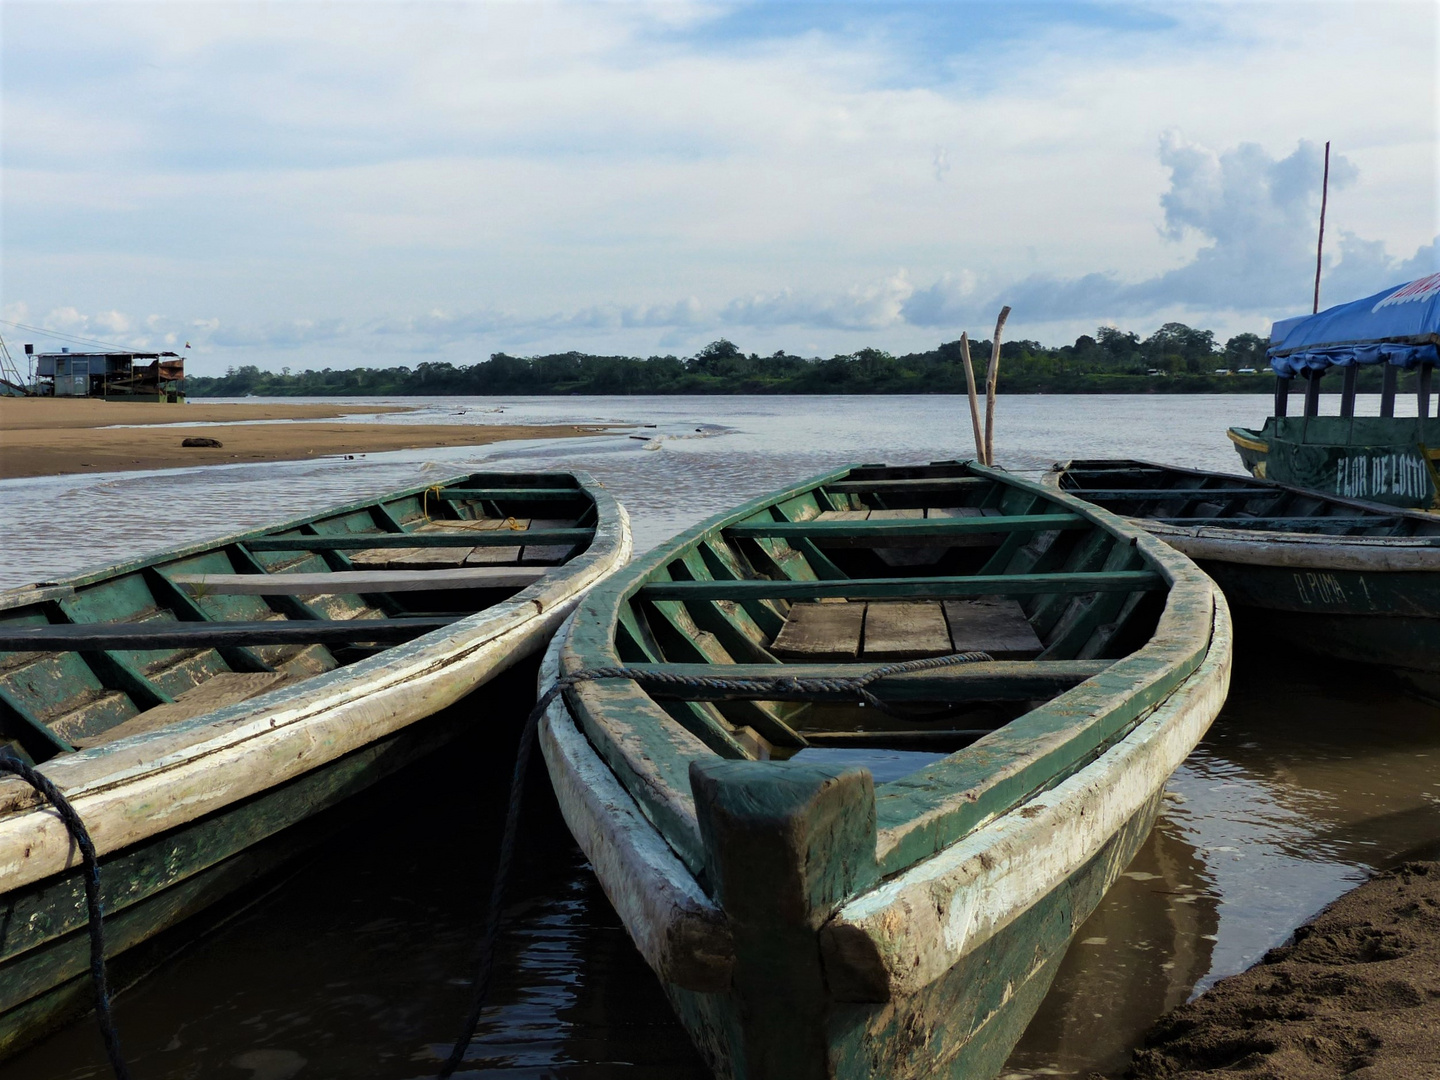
[1051,458,1440,700]
[537,461,1230,1080]
[1228,274,1440,509]
[0,471,630,1058]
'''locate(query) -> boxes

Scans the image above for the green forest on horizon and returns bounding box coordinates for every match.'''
[186,322,1307,398]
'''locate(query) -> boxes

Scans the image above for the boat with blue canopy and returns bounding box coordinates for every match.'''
[1228,273,1440,509]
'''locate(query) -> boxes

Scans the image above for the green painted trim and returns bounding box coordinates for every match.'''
[437,487,584,500]
[638,570,1160,602]
[822,477,987,492]
[244,529,593,551]
[723,513,1085,540]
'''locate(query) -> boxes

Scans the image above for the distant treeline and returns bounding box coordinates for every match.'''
[188,322,1297,397]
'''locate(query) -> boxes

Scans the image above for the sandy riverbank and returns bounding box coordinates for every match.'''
[0,399,618,480]
[1129,862,1440,1079]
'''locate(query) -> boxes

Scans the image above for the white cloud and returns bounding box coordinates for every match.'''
[3,1,1435,370]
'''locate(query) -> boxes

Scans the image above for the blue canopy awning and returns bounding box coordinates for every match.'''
[1268,273,1440,377]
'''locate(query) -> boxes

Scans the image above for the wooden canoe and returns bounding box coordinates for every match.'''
[0,471,631,1057]
[1049,458,1440,698]
[537,461,1230,1080]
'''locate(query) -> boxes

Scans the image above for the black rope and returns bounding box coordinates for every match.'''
[439,648,992,1074]
[0,754,130,1080]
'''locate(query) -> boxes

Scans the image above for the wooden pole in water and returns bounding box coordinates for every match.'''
[1313,140,1330,314]
[984,306,1011,467]
[959,332,986,464]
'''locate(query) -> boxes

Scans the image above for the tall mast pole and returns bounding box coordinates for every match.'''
[1313,140,1330,314]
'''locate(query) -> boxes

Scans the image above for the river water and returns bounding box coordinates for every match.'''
[4,394,1439,1079]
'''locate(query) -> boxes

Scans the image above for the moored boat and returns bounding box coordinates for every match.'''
[1049,458,1440,699]
[1228,273,1440,509]
[0,471,631,1057]
[537,460,1230,1080]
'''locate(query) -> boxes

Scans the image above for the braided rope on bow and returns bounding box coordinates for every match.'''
[535,647,996,719]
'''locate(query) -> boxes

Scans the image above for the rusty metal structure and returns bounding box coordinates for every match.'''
[29,348,184,402]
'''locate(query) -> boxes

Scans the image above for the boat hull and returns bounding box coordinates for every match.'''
[0,474,632,1057]
[1190,556,1440,685]
[0,710,462,1057]
[539,588,1232,1079]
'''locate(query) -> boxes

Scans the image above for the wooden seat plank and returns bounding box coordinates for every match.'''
[770,602,866,661]
[640,571,1161,602]
[354,518,521,569]
[171,566,548,595]
[814,510,871,522]
[862,601,952,660]
[73,672,289,747]
[0,617,460,652]
[943,597,1044,659]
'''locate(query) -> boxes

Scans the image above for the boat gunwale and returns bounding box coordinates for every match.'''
[559,461,1216,880]
[1226,424,1440,461]
[0,472,631,893]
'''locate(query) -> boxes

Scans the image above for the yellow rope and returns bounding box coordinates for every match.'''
[422,484,444,522]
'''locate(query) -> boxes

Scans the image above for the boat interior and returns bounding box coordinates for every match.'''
[0,473,598,765]
[1057,460,1440,537]
[599,463,1178,768]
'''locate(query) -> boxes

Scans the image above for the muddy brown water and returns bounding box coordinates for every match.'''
[3,394,1438,1078]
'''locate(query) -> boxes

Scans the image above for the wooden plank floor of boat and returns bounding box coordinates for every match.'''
[772,598,1042,663]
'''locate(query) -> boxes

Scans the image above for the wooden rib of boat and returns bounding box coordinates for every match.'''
[1049,458,1440,699]
[0,471,630,1057]
[537,461,1230,1080]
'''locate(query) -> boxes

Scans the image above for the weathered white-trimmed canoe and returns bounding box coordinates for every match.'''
[1049,459,1440,699]
[0,471,630,1056]
[538,461,1230,1080]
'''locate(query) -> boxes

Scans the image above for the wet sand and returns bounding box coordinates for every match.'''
[0,399,616,479]
[1129,862,1440,1079]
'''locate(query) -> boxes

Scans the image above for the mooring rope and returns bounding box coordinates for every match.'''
[438,647,993,1074]
[0,754,130,1080]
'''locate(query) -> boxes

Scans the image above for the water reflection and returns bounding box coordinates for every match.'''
[1004,649,1440,1079]
[5,395,1440,1078]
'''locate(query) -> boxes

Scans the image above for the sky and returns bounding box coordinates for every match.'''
[2,0,1437,376]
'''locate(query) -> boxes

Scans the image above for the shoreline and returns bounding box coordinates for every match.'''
[1129,862,1440,1079]
[0,399,619,480]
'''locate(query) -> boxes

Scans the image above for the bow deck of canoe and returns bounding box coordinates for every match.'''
[1050,459,1440,698]
[540,461,1231,1080]
[0,471,631,1057]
